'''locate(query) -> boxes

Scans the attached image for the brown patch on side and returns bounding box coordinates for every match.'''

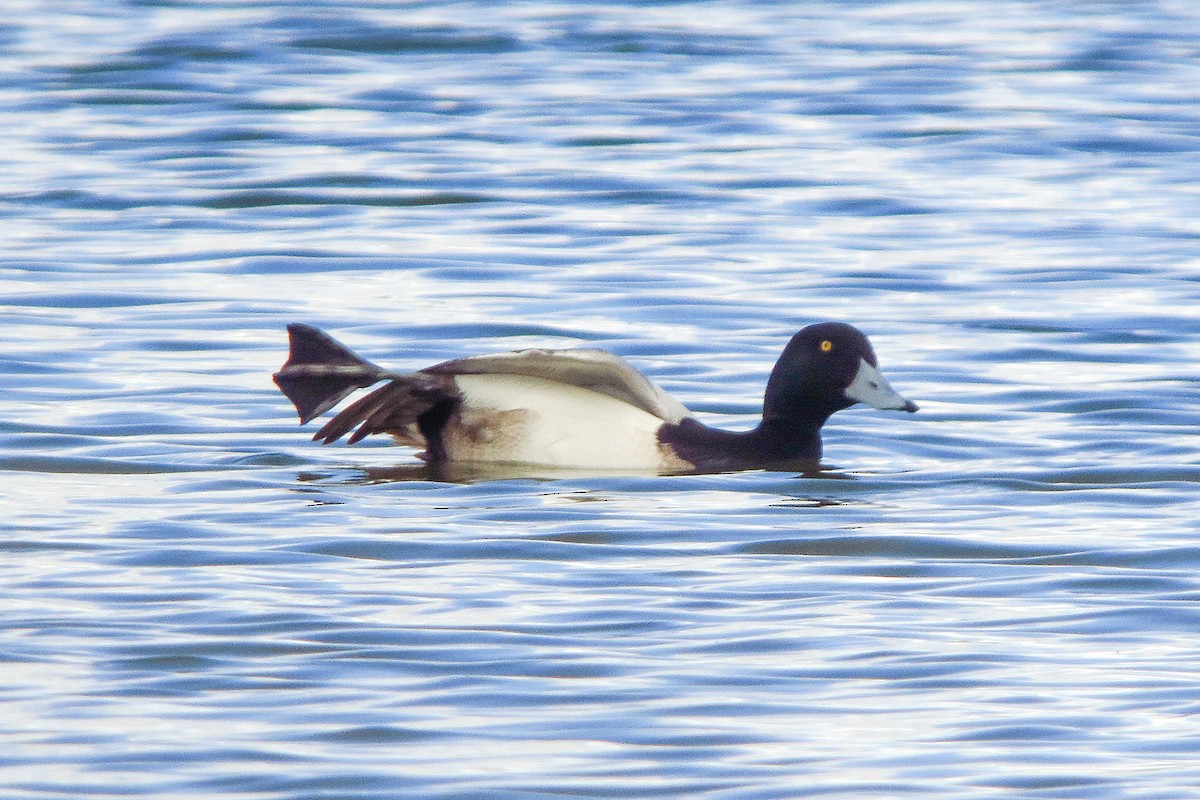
[388,423,426,449]
[441,407,534,461]
[657,441,697,473]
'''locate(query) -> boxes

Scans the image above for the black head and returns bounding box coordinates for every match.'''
[658,322,917,469]
[763,322,915,421]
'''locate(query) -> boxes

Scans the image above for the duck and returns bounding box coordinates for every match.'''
[273,322,917,473]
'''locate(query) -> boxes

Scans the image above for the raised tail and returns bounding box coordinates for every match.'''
[272,324,392,425]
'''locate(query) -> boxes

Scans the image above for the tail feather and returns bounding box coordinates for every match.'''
[273,324,391,424]
[274,323,457,447]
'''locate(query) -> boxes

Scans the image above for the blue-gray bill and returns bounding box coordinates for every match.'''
[844,358,919,413]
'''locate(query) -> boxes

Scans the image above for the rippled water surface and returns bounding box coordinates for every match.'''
[3,2,1200,798]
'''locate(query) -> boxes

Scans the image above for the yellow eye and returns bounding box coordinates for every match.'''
[820,339,833,353]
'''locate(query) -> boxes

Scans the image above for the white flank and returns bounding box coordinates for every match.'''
[445,374,683,469]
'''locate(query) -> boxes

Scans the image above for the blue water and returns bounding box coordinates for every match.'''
[3,2,1200,798]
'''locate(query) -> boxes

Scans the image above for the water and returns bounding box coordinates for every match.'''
[3,1,1200,797]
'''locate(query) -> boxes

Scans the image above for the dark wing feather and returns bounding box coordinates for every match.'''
[312,375,456,445]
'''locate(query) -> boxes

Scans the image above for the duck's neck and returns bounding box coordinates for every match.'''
[753,411,833,461]
[659,409,833,470]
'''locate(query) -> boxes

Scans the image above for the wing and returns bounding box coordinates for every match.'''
[422,347,692,424]
[310,374,456,446]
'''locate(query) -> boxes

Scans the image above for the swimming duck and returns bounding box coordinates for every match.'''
[273,322,917,472]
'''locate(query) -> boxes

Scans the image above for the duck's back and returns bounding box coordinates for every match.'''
[425,347,692,424]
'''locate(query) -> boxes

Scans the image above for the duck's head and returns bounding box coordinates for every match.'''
[763,322,918,421]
